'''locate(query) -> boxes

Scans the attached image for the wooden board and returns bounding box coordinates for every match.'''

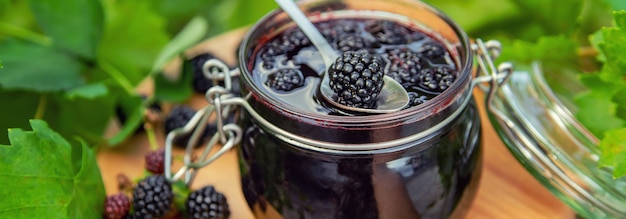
[97,28,576,219]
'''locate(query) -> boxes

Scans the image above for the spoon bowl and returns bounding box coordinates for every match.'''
[274,0,409,113]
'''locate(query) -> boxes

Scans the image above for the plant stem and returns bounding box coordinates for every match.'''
[98,60,135,95]
[34,95,47,119]
[146,124,159,151]
[0,22,52,46]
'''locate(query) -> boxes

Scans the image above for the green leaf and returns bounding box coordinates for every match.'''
[98,0,170,87]
[613,88,626,121]
[107,94,144,145]
[154,57,194,102]
[498,35,579,70]
[0,90,39,145]
[65,83,108,100]
[0,120,105,218]
[152,15,209,72]
[575,91,624,138]
[604,0,626,11]
[29,0,104,59]
[0,40,84,91]
[508,0,584,35]
[598,128,626,178]
[597,11,626,81]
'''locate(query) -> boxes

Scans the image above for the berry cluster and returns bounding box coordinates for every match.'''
[105,54,234,219]
[103,153,231,219]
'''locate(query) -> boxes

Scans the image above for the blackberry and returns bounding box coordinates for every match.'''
[265,68,304,92]
[131,175,174,219]
[336,33,370,52]
[418,66,457,93]
[190,53,218,94]
[385,49,424,88]
[186,185,231,219]
[318,20,359,43]
[419,42,446,59]
[408,92,428,107]
[259,29,310,70]
[328,51,384,109]
[145,149,165,174]
[103,193,131,219]
[164,106,216,148]
[365,20,422,45]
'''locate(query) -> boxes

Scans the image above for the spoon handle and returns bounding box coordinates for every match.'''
[274,0,338,66]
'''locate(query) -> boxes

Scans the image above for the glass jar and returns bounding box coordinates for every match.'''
[231,0,501,218]
[487,62,626,218]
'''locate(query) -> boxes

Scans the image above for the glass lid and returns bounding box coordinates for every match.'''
[485,61,626,218]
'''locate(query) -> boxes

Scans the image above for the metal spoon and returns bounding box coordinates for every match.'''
[274,0,409,114]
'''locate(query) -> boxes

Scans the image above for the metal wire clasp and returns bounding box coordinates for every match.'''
[471,39,514,123]
[164,58,243,186]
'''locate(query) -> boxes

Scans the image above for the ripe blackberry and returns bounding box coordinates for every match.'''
[259,29,310,70]
[328,51,384,109]
[365,20,422,45]
[190,53,218,93]
[318,20,359,43]
[336,33,370,52]
[103,193,131,219]
[145,149,165,174]
[164,106,215,148]
[131,175,173,219]
[418,66,457,93]
[265,68,304,92]
[186,186,231,219]
[419,42,446,59]
[386,49,424,88]
[408,92,428,107]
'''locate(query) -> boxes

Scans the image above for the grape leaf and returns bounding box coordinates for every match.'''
[598,128,626,178]
[0,120,105,218]
[0,40,84,91]
[29,0,104,59]
[98,0,170,86]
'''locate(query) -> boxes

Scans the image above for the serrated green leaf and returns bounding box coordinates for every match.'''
[0,120,105,218]
[98,0,170,87]
[152,15,208,72]
[107,94,144,145]
[575,89,624,139]
[612,88,626,120]
[29,0,104,59]
[154,57,194,102]
[598,128,626,178]
[0,40,84,91]
[65,83,108,100]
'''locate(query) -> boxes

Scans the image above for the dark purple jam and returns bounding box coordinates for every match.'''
[250,18,458,114]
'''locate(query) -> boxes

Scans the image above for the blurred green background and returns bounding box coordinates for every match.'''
[0,0,622,146]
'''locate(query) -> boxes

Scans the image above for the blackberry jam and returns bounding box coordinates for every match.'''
[236,0,482,218]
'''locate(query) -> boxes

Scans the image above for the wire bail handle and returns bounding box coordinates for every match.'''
[163,58,243,186]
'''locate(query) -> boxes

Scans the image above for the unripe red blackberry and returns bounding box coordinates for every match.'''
[103,193,131,219]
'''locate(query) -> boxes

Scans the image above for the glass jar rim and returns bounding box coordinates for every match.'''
[237,0,474,127]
